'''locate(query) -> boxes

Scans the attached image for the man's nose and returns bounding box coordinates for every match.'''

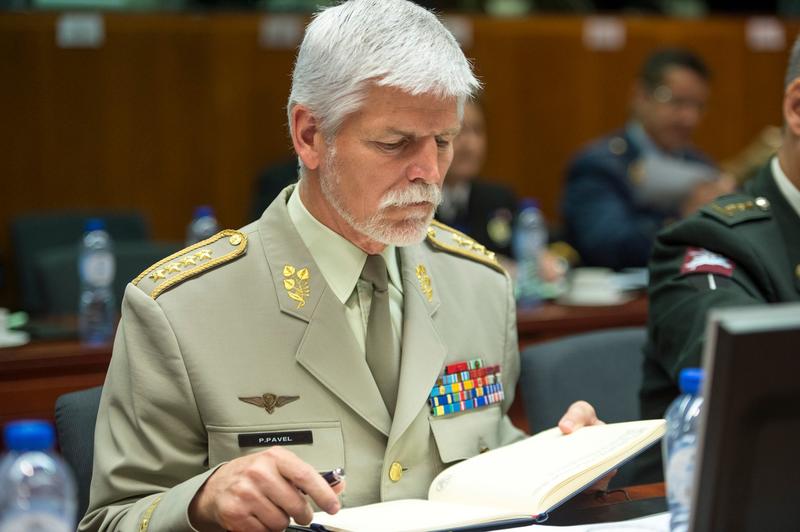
[407,138,443,184]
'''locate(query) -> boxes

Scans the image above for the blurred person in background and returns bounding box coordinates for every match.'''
[438,98,569,283]
[562,48,736,270]
[436,98,518,258]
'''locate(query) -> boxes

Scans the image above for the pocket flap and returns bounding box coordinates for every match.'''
[207,420,344,471]
[429,405,501,464]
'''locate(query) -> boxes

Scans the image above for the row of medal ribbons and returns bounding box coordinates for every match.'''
[429,358,505,416]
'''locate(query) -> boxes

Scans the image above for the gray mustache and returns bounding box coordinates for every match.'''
[380,184,442,208]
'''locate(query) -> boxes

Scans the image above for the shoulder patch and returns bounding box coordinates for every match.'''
[426,220,505,274]
[132,229,248,299]
[680,247,735,277]
[701,194,771,226]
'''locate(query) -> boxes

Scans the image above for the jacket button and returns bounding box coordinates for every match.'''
[388,461,403,482]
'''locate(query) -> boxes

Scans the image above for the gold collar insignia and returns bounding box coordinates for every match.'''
[416,264,433,302]
[283,264,310,308]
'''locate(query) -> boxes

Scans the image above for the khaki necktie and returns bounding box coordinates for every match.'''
[361,254,399,415]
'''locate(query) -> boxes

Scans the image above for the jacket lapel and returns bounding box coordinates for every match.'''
[295,287,392,436]
[258,186,391,436]
[387,246,446,450]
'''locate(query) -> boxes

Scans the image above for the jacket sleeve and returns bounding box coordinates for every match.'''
[80,285,216,532]
[563,158,662,269]
[646,230,767,382]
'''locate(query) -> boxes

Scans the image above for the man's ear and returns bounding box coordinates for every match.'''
[784,78,800,137]
[290,105,325,171]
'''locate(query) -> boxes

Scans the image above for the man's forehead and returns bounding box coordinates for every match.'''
[352,88,461,133]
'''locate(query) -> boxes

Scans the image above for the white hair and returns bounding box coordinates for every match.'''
[288,0,480,143]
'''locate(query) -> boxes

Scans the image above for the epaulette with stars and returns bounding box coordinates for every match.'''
[426,220,505,274]
[132,229,247,299]
[701,193,772,227]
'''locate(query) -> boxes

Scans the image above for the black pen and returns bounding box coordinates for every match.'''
[320,467,345,488]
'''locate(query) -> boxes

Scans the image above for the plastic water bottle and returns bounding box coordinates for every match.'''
[0,420,77,532]
[78,218,116,346]
[663,367,704,532]
[186,205,219,246]
[512,198,547,308]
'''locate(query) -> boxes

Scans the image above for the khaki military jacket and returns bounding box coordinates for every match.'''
[80,187,525,531]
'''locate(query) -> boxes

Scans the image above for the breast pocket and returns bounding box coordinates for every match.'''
[429,404,502,464]
[206,420,345,471]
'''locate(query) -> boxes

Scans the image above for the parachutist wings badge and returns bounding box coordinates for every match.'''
[239,393,300,415]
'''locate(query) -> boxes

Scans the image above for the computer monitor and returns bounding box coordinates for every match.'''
[691,302,800,532]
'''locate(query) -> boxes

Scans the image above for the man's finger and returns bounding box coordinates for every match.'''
[244,490,292,531]
[585,469,617,493]
[274,450,341,516]
[558,400,600,434]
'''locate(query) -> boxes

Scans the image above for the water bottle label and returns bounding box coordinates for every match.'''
[82,252,115,287]
[0,512,72,532]
[666,443,695,508]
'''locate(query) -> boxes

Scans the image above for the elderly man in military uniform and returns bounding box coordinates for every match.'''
[637,37,800,483]
[80,2,602,531]
[562,49,735,270]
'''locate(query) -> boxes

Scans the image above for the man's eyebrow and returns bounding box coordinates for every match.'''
[440,126,461,137]
[381,127,461,138]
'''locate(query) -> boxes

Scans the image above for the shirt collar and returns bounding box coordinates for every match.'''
[287,186,403,304]
[771,156,800,219]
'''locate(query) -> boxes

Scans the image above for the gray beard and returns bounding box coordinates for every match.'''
[319,149,441,247]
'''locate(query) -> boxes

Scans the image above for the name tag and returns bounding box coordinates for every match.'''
[238,430,313,448]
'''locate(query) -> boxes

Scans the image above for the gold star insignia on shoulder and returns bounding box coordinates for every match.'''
[239,393,300,415]
[426,220,505,274]
[132,229,247,299]
[702,194,771,227]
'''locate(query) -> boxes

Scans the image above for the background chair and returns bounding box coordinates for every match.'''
[54,386,103,522]
[519,327,647,487]
[35,241,180,315]
[11,211,150,315]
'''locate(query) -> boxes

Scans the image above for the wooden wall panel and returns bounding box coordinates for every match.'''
[1,14,798,307]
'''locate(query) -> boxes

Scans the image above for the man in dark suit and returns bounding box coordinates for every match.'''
[436,99,518,258]
[562,49,735,270]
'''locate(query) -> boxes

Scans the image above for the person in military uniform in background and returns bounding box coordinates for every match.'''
[636,36,800,483]
[438,98,571,282]
[562,48,736,270]
[436,98,518,258]
[80,2,604,531]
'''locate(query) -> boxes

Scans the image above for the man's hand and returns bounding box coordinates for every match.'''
[557,400,602,434]
[557,401,616,491]
[189,446,345,532]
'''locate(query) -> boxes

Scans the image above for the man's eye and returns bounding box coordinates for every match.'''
[436,138,451,148]
[377,140,406,151]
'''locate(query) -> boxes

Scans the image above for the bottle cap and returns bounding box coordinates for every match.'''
[85,218,105,232]
[678,367,703,395]
[518,197,539,211]
[193,205,215,219]
[3,420,55,451]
